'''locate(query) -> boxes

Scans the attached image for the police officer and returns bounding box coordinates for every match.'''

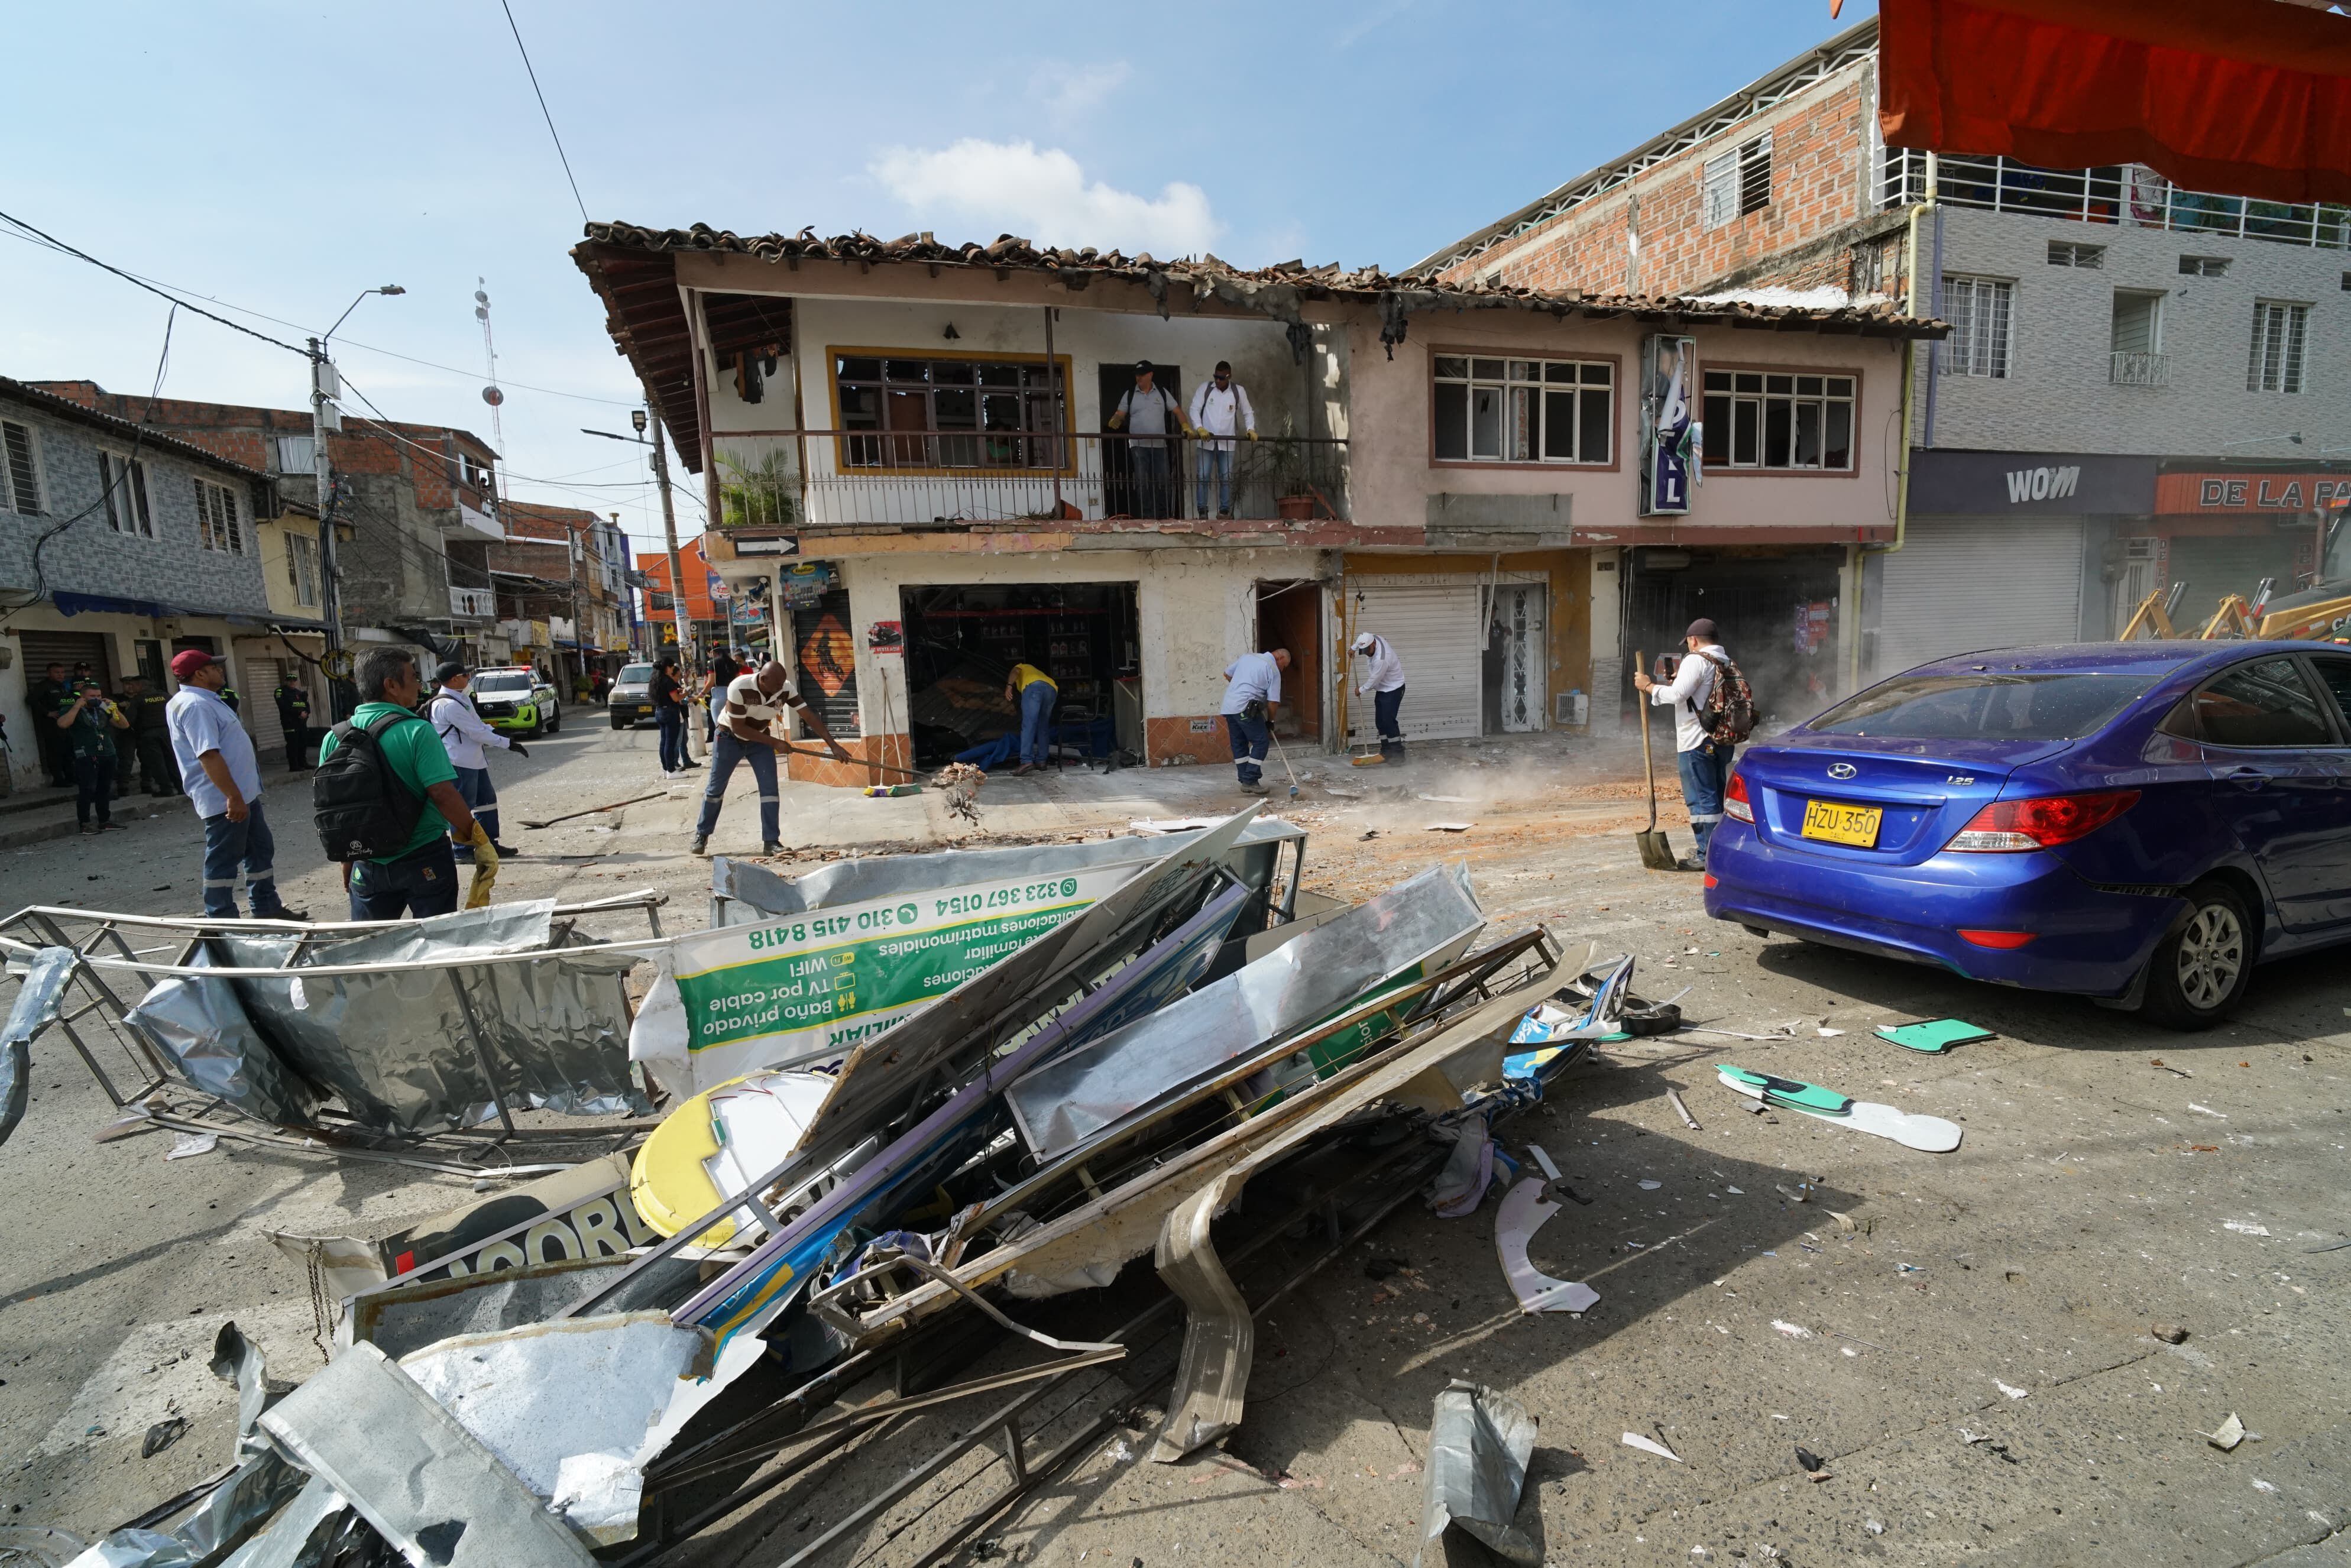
[111,676,146,798]
[274,673,313,771]
[28,661,72,786]
[129,675,178,796]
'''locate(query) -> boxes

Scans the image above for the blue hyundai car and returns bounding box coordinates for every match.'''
[1704,642,2351,1029]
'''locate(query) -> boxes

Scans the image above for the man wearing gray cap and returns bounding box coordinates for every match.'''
[1109,359,1184,519]
[1633,617,1745,871]
[428,660,524,861]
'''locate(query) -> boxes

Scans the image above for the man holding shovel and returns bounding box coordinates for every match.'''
[1634,618,1746,872]
[691,659,850,857]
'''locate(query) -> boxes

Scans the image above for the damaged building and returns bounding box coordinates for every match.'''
[572,226,1940,779]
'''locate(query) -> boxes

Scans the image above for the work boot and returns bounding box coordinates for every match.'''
[490,842,521,859]
[1013,763,1035,776]
[761,841,782,857]
[1238,779,1269,796]
[1675,856,1705,873]
[691,835,710,856]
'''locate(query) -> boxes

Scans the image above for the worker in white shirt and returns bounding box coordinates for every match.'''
[429,662,526,863]
[1631,617,1733,872]
[1351,631,1407,760]
[1219,647,1290,795]
[1186,361,1257,519]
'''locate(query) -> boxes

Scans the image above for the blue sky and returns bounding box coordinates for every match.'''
[0,1,1866,559]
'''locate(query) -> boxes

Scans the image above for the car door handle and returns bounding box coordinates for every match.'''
[2222,766,2280,788]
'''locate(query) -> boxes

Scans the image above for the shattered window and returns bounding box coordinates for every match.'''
[1701,370,1855,471]
[836,354,1068,469]
[1433,355,1611,465]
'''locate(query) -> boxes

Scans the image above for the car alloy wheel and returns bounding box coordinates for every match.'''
[2174,902,2245,1012]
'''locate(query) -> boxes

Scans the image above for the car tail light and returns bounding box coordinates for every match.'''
[1704,873,1719,889]
[1958,928,2037,949]
[1947,789,2140,853]
[1724,770,1753,823]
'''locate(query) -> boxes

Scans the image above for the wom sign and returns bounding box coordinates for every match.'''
[2006,465,2081,504]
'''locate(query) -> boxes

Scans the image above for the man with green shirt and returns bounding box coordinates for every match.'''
[315,647,480,920]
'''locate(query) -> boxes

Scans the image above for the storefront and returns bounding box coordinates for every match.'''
[1336,552,1589,747]
[1624,545,1847,722]
[1870,451,2152,678]
[2125,468,2343,631]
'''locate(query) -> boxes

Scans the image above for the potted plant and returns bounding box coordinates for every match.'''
[718,448,801,531]
[1255,424,1320,521]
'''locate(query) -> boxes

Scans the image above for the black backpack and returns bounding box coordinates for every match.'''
[313,709,428,861]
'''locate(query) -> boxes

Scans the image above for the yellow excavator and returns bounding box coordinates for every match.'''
[2119,502,2351,644]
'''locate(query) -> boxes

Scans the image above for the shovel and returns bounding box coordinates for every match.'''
[1633,652,1678,870]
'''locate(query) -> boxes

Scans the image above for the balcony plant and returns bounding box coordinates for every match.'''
[718,448,801,532]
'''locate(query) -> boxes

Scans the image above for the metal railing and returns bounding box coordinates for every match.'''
[2110,351,2170,387]
[714,430,1350,530]
[1880,149,2351,250]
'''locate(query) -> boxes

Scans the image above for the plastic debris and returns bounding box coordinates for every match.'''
[2225,1220,2272,1236]
[1874,1018,1994,1053]
[1996,1380,2031,1399]
[1638,1179,1663,1191]
[1415,1381,1539,1567]
[1496,1178,1599,1314]
[165,1131,219,1161]
[1666,1088,1700,1129]
[2204,1413,2248,1451]
[1424,822,1475,832]
[1621,1432,1682,1462]
[1771,1320,1813,1339]
[1795,1445,1826,1473]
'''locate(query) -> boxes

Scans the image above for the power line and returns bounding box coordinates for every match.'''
[500,0,591,225]
[0,223,638,409]
[0,208,308,358]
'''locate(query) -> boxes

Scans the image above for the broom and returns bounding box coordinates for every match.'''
[1633,652,1679,870]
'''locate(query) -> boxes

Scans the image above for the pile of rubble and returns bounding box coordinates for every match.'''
[3,804,1652,1566]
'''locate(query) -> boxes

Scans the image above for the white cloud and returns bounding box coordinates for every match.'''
[1031,59,1131,124]
[870,139,1221,257]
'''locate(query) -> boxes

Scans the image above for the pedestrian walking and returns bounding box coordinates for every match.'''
[1219,647,1290,796]
[691,659,850,857]
[165,649,304,920]
[1004,660,1058,775]
[1351,631,1408,760]
[650,653,695,773]
[128,676,177,796]
[1186,361,1257,519]
[54,676,128,833]
[312,647,480,920]
[1108,360,1185,519]
[28,660,72,787]
[427,662,525,862]
[274,673,314,771]
[1633,617,1754,872]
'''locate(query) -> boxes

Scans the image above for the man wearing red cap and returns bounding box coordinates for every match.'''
[165,649,304,920]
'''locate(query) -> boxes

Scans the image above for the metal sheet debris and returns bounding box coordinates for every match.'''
[122,948,317,1128]
[1496,1178,1600,1314]
[1,946,75,1147]
[1417,1381,1539,1568]
[1005,864,1482,1161]
[257,1340,600,1567]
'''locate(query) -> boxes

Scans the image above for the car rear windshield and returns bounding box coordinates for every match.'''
[474,673,533,695]
[1806,672,2158,741]
[617,664,652,683]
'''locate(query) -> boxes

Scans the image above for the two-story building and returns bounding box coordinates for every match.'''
[1417,15,2351,681]
[31,381,509,666]
[574,223,1939,783]
[0,377,306,786]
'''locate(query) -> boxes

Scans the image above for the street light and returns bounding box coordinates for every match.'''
[310,285,406,720]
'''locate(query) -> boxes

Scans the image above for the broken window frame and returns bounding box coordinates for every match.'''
[831,349,1073,474]
[288,530,320,607]
[1430,354,1614,466]
[98,449,154,537]
[1702,132,1773,229]
[195,476,245,553]
[2,419,42,515]
[1700,368,1857,472]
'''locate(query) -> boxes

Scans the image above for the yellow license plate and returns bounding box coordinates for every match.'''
[1801,799,1883,847]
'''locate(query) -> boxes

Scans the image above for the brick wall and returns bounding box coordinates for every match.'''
[1441,61,1877,300]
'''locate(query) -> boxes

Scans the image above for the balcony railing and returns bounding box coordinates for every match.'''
[1880,149,2351,250]
[449,585,497,618]
[714,432,1350,532]
[2110,351,2169,387]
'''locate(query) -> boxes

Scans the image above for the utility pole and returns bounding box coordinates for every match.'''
[307,338,346,720]
[644,407,698,758]
[566,516,586,696]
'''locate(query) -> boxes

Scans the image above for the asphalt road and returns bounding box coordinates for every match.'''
[4,715,2348,1565]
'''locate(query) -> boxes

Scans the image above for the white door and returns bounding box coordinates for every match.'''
[1875,517,2084,678]
[2112,537,2158,636]
[1347,581,1482,743]
[1493,584,1547,732]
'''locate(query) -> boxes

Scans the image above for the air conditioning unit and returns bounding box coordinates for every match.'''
[1555,690,1588,727]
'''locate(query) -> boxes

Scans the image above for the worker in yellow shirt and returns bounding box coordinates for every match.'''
[1004,662,1058,776]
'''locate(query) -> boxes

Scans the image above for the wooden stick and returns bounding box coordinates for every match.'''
[1666,1087,1701,1131]
[772,741,926,781]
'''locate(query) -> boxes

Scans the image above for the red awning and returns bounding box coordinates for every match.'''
[1879,0,2351,205]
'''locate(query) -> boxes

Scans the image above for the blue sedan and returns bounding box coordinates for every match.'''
[1704,642,2351,1029]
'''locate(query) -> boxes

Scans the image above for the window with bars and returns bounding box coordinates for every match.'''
[1941,276,2015,378]
[2047,241,2105,268]
[288,532,319,606]
[99,451,153,536]
[1700,371,1856,471]
[1431,355,1613,465]
[2,420,41,514]
[2248,302,2310,394]
[1701,133,1773,229]
[834,355,1068,469]
[195,478,244,552]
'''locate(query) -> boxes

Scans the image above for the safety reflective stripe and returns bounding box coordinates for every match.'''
[758,795,779,804]
[1689,812,1724,824]
[202,877,239,889]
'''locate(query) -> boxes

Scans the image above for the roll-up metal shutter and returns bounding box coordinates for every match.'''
[2167,534,2303,634]
[14,630,115,685]
[1345,580,1482,742]
[1875,517,2084,677]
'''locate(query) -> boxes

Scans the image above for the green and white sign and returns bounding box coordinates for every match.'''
[637,862,1142,1092]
